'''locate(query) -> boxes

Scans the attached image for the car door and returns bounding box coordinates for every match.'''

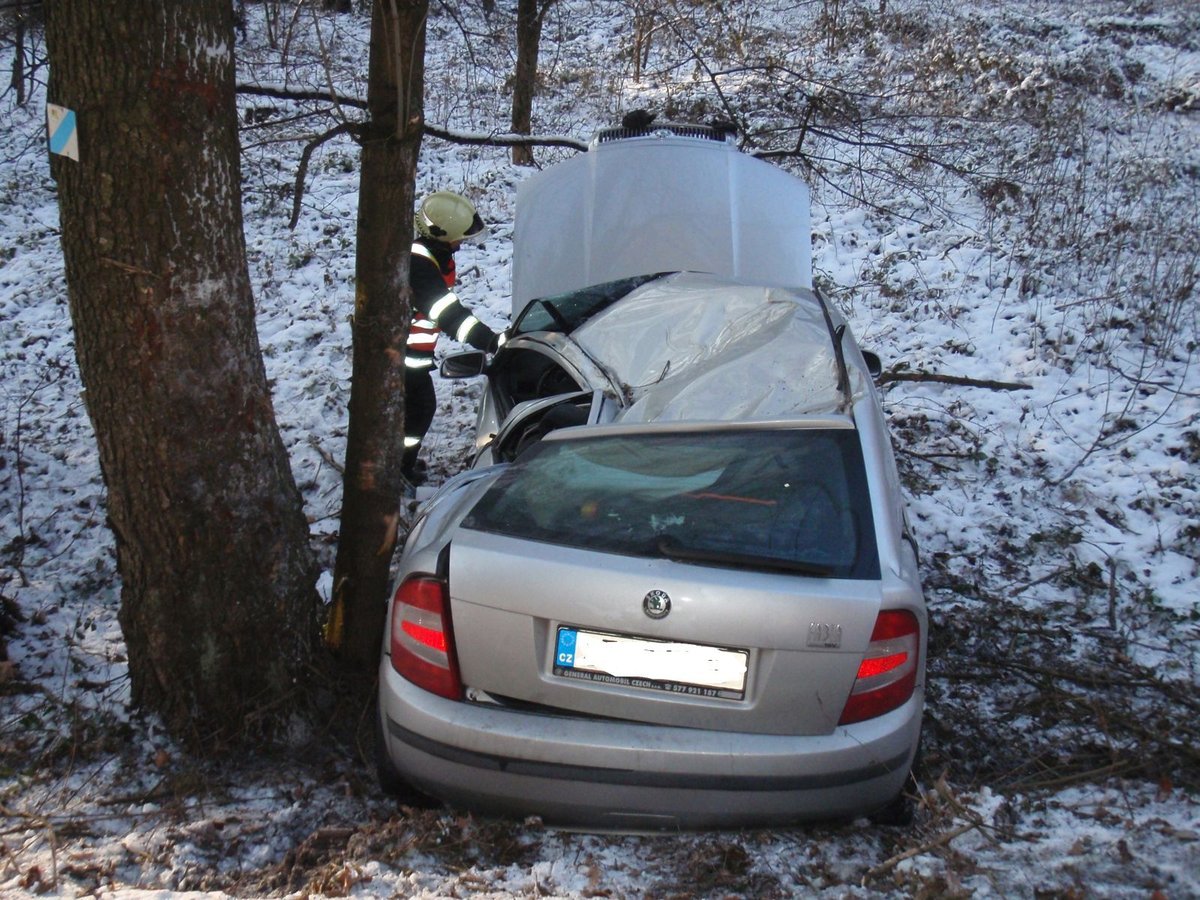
[448,337,617,466]
[478,389,624,466]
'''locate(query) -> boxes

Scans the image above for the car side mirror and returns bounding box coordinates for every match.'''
[861,351,883,380]
[440,350,488,379]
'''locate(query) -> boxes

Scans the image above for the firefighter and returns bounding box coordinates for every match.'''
[404,191,501,484]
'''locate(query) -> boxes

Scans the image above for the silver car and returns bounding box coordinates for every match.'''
[377,124,925,829]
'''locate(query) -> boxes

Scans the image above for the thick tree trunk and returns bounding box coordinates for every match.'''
[45,0,317,748]
[328,0,427,673]
[511,0,552,166]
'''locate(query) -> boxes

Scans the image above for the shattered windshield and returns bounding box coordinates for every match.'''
[510,273,671,337]
[463,428,879,580]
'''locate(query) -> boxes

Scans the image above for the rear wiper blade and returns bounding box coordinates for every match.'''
[655,536,834,577]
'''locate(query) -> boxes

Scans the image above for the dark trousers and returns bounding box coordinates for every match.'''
[402,366,437,477]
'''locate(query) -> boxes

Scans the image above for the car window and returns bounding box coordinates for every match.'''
[462,429,880,580]
[511,272,672,336]
[487,347,585,423]
[493,391,594,463]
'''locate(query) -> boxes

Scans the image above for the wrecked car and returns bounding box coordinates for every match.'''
[376,122,925,829]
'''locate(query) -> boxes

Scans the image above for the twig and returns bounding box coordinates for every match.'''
[0,804,58,891]
[307,435,345,475]
[1008,566,1071,596]
[0,828,22,877]
[893,447,974,470]
[862,820,979,885]
[933,775,1000,846]
[45,821,58,892]
[1007,758,1139,793]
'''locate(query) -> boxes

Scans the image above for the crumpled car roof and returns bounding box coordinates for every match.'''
[569,272,866,423]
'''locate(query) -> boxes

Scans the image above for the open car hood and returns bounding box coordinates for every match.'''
[512,131,812,316]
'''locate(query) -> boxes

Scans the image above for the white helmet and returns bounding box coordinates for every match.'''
[415,191,486,243]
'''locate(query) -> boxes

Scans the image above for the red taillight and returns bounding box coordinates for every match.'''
[838,609,920,725]
[389,575,463,701]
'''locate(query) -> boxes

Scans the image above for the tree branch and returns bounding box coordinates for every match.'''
[290,121,359,230]
[879,370,1033,391]
[422,123,587,152]
[238,81,366,110]
[235,83,588,153]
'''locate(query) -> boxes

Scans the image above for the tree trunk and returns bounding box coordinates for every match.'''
[511,0,553,166]
[328,0,428,674]
[9,13,27,106]
[45,0,317,748]
[633,10,654,82]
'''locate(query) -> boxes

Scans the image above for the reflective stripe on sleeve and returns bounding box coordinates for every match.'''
[455,315,481,343]
[405,356,435,369]
[407,331,439,348]
[403,436,422,447]
[429,292,458,320]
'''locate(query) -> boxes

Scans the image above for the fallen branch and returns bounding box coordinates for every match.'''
[1007,758,1140,793]
[964,656,1200,707]
[864,774,1012,885]
[879,370,1033,391]
[893,447,975,471]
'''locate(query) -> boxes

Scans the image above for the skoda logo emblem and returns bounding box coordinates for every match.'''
[643,590,671,619]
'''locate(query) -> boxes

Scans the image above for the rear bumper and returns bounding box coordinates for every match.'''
[379,663,922,829]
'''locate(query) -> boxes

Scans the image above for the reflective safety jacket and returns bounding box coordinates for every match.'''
[407,239,496,370]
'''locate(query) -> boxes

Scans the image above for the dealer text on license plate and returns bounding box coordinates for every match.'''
[554,626,748,700]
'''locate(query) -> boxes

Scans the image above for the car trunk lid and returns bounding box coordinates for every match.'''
[448,530,883,736]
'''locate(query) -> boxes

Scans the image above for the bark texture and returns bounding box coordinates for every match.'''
[45,0,317,747]
[328,0,428,672]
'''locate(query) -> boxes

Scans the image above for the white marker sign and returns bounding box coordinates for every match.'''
[47,104,79,161]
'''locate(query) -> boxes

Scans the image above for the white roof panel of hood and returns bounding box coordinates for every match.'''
[512,132,812,317]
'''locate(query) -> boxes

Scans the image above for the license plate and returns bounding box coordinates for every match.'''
[554,626,748,700]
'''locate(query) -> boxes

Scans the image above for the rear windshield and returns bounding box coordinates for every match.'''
[462,429,879,580]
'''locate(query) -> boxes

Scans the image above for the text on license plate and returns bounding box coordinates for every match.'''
[554,626,748,700]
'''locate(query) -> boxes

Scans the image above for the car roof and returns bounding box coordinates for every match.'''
[511,124,813,317]
[543,416,857,443]
[558,271,868,422]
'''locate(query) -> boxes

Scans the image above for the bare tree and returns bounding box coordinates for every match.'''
[327,0,429,674]
[510,0,556,166]
[44,0,318,747]
[2,1,44,106]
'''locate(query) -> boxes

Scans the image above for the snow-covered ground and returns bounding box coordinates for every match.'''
[2,1,1198,896]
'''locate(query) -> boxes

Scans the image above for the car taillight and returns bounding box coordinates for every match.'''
[838,609,920,725]
[389,575,463,701]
